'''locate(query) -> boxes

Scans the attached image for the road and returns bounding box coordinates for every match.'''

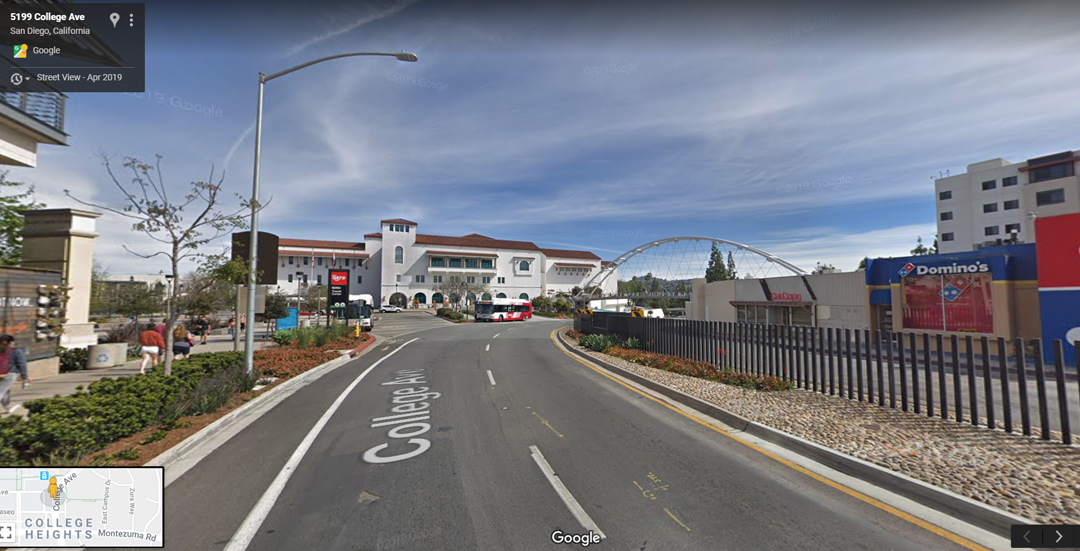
[122,313,1007,550]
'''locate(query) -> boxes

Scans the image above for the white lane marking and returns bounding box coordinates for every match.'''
[493,333,500,339]
[529,445,606,539]
[485,344,490,352]
[224,338,420,551]
[487,370,496,386]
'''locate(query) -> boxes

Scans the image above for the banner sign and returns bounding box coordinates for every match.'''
[328,269,349,314]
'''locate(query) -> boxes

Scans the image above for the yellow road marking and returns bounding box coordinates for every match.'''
[532,411,565,439]
[550,329,991,551]
[664,508,691,532]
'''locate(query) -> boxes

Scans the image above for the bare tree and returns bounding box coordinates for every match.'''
[65,154,260,375]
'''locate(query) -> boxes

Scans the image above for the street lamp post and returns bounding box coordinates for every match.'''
[244,51,418,374]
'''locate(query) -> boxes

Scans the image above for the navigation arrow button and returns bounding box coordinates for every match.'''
[1024,530,1030,543]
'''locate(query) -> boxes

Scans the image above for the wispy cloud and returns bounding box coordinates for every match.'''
[285,0,426,57]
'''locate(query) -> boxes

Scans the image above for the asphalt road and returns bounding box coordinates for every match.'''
[127,315,999,550]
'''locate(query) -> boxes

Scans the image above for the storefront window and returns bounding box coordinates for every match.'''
[902,273,993,333]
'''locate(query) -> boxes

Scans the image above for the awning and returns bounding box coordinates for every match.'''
[730,301,815,307]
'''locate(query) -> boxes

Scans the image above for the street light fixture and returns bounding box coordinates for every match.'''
[244,51,418,374]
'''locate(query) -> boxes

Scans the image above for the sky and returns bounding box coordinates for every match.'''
[11,0,1080,279]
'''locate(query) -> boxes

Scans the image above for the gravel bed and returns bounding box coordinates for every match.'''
[561,328,1080,525]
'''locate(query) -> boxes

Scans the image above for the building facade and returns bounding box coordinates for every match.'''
[271,219,616,308]
[935,149,1079,254]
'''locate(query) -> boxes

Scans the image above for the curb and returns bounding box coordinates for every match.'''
[555,330,1033,539]
[144,335,379,469]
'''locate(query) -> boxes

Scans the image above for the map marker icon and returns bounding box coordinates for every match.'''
[110,13,119,28]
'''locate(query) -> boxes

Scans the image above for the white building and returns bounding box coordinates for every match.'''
[935,149,1079,253]
[272,218,617,308]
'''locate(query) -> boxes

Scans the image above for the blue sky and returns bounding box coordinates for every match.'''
[14,0,1080,278]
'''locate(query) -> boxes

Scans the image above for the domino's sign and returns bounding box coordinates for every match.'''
[900,261,991,277]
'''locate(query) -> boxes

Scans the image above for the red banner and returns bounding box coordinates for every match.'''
[902,273,993,333]
[1036,213,1080,289]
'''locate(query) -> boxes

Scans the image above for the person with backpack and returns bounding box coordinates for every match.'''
[0,334,29,414]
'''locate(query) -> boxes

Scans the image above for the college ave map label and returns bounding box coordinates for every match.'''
[0,467,163,548]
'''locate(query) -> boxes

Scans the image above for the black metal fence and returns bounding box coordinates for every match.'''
[576,312,1079,445]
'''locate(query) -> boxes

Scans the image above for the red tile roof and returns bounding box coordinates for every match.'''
[381,218,418,225]
[278,238,365,251]
[364,232,382,239]
[553,262,596,268]
[461,233,492,239]
[601,260,613,266]
[539,248,601,260]
[277,251,369,259]
[426,250,499,258]
[415,233,541,251]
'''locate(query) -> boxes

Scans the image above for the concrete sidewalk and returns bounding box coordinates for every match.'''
[3,332,273,417]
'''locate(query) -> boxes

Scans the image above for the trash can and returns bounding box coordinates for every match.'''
[87,344,115,368]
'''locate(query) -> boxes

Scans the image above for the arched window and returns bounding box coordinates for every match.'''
[519,293,529,300]
[414,292,427,304]
[519,260,530,271]
[395,246,403,264]
[496,292,507,298]
[432,292,444,304]
[482,293,492,300]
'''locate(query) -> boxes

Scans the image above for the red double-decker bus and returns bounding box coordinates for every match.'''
[476,298,532,321]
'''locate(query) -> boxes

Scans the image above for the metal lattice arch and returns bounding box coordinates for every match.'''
[575,236,807,301]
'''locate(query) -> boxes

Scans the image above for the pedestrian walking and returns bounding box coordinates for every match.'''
[195,315,210,345]
[172,324,193,360]
[0,334,29,415]
[228,316,236,336]
[240,314,246,332]
[138,323,165,374]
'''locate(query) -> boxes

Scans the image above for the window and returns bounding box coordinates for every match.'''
[1036,188,1066,206]
[467,276,476,284]
[482,276,491,284]
[481,259,493,269]
[288,274,294,283]
[415,275,425,283]
[519,260,530,271]
[939,190,952,200]
[317,274,323,285]
[1029,163,1074,183]
[317,257,323,266]
[981,180,996,190]
[431,257,445,267]
[405,225,410,233]
[449,275,460,283]
[303,257,309,265]
[395,246,404,264]
[1005,223,1021,234]
[983,203,998,213]
[465,258,478,269]
[432,275,443,284]
[449,258,462,268]
[985,226,1000,236]
[396,274,402,283]
[942,233,955,242]
[288,256,294,265]
[498,277,505,284]
[357,275,362,284]
[1004,199,1019,210]
[344,258,350,267]
[1003,176,1018,187]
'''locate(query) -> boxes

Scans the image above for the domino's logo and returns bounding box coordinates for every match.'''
[898,262,916,277]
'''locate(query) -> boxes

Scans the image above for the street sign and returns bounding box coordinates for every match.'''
[328,269,349,321]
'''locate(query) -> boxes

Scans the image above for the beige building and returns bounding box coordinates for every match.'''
[685,271,868,330]
[935,149,1079,253]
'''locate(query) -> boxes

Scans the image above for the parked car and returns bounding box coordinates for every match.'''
[380,305,402,313]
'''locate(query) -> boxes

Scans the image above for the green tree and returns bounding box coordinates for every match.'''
[531,295,553,311]
[705,243,728,282]
[910,236,932,256]
[857,258,867,270]
[726,251,737,280]
[66,155,259,375]
[89,262,112,317]
[115,282,166,325]
[261,290,289,332]
[811,262,837,275]
[0,171,45,266]
[303,284,326,313]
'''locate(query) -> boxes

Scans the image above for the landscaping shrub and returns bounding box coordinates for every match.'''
[567,329,587,340]
[436,309,464,321]
[580,333,623,352]
[604,348,792,391]
[58,347,89,372]
[3,351,244,463]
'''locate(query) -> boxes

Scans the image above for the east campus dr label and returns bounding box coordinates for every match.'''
[1,3,146,93]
